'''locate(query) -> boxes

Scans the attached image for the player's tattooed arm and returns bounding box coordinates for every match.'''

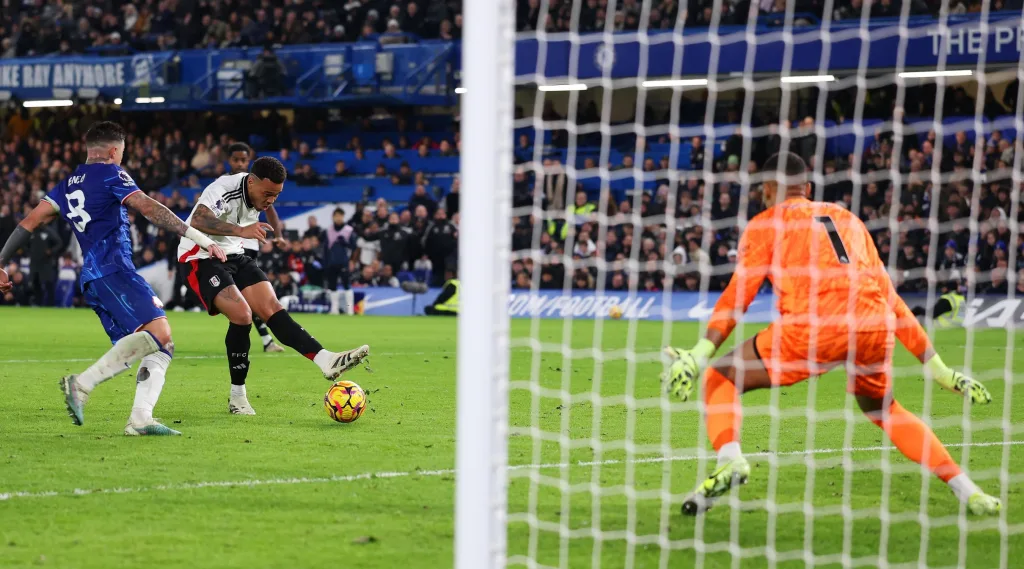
[191,204,274,242]
[123,193,227,261]
[123,192,191,236]
[190,204,243,236]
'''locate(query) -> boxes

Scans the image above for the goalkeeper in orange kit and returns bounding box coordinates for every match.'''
[665,152,1000,516]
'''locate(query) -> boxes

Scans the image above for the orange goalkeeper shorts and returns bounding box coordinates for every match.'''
[753,323,895,399]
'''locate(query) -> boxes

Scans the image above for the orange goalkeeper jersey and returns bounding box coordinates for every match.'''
[707,196,906,339]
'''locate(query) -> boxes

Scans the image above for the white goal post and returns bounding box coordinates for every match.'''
[456,1,515,568]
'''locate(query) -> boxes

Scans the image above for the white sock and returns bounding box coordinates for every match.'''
[948,473,981,503]
[78,332,161,393]
[261,332,273,347]
[230,384,248,399]
[312,349,333,372]
[717,441,742,465]
[130,351,170,424]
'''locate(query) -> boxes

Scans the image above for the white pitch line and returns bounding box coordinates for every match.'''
[1,440,1020,502]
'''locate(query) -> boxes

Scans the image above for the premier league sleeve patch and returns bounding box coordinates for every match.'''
[118,170,136,187]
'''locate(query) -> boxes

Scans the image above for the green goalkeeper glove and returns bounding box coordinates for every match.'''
[924,354,992,404]
[662,339,716,402]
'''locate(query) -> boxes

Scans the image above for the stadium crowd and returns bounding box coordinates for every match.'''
[517,0,1020,32]
[0,86,1019,306]
[511,87,1024,296]
[0,0,466,56]
[0,0,1008,58]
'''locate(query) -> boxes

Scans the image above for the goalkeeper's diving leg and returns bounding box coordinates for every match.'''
[664,337,769,515]
[664,333,1002,516]
[856,393,1000,516]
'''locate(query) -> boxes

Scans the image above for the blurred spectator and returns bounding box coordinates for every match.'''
[542,160,569,211]
[28,220,64,306]
[304,216,327,243]
[351,265,378,287]
[380,212,412,271]
[395,162,413,184]
[445,176,460,215]
[325,208,356,290]
[377,264,400,287]
[408,184,438,217]
[423,208,458,286]
[298,236,323,287]
[258,239,286,276]
[274,272,299,298]
[247,47,287,98]
[295,163,323,186]
[439,140,458,157]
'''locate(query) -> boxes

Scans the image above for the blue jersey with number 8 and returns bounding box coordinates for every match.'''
[44,163,142,286]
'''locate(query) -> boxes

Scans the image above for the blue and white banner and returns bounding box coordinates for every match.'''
[360,287,1020,329]
[0,53,164,98]
[361,287,779,322]
[516,13,1024,79]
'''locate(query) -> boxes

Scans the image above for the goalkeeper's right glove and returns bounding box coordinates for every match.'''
[662,339,716,402]
[924,354,992,404]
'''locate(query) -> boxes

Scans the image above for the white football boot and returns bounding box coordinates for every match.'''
[228,393,257,415]
[319,345,371,380]
[125,419,181,436]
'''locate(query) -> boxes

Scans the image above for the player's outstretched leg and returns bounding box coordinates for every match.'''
[857,395,1001,515]
[62,329,164,426]
[214,286,257,415]
[253,314,284,353]
[242,282,370,380]
[681,337,773,515]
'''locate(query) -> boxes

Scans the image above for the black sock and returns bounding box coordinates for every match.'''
[226,322,252,385]
[265,310,324,360]
[253,315,271,340]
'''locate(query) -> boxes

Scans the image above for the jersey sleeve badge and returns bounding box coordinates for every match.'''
[118,170,136,186]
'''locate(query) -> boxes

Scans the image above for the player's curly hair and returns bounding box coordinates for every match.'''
[84,121,127,147]
[251,156,287,184]
[228,142,253,156]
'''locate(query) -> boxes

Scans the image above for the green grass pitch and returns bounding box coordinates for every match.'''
[0,308,1021,568]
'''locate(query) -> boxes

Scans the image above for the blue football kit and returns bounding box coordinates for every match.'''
[44,163,165,343]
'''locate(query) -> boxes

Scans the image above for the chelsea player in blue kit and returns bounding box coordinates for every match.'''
[0,122,226,436]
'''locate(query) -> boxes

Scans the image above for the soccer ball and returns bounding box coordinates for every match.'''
[608,305,624,319]
[324,380,367,423]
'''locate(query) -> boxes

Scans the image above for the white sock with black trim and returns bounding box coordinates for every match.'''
[130,351,171,424]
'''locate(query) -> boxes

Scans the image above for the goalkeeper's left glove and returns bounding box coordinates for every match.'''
[924,354,992,404]
[662,339,716,402]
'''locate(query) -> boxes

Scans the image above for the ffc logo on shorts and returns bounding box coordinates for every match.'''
[210,275,221,287]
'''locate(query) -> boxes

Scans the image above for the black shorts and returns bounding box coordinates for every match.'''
[182,254,268,315]
[244,247,258,260]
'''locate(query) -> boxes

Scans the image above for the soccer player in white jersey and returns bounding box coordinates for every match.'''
[227,142,284,353]
[177,156,369,415]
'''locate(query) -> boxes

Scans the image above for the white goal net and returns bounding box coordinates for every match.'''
[458,0,1024,568]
